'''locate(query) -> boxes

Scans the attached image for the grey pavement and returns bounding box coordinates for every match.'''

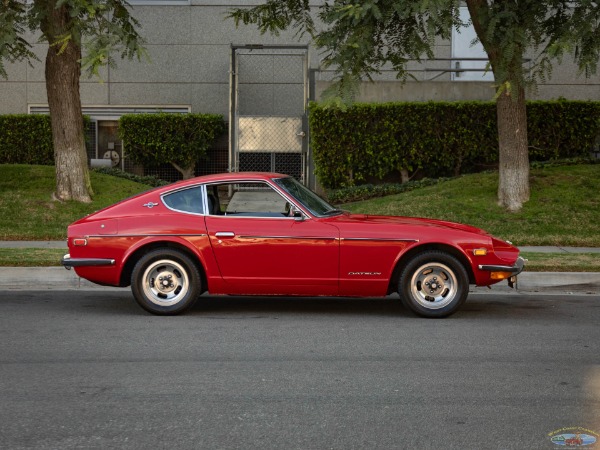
[520,245,600,254]
[2,291,599,449]
[0,240,67,248]
[1,241,599,295]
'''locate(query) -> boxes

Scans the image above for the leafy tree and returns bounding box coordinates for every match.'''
[118,113,227,180]
[0,0,145,202]
[229,0,600,211]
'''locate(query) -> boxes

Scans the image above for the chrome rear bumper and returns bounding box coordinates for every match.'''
[61,254,115,270]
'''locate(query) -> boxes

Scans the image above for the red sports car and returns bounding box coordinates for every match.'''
[62,172,524,317]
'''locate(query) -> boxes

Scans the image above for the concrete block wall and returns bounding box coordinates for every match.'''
[0,1,313,116]
[0,1,598,114]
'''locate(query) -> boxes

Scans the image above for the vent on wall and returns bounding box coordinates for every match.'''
[28,105,191,119]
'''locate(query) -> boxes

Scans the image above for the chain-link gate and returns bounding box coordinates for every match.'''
[230,45,309,184]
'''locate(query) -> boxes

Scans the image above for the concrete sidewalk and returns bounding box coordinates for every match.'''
[0,241,68,248]
[519,246,600,254]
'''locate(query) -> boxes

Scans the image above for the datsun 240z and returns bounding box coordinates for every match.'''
[62,172,524,317]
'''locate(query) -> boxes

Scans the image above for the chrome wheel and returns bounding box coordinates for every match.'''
[399,251,469,318]
[142,259,189,307]
[409,262,458,310]
[131,249,202,315]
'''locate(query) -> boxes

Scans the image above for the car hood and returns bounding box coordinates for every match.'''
[329,213,490,236]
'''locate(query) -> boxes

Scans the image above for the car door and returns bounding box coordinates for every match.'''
[204,181,339,296]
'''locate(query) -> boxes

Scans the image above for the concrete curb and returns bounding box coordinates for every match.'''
[4,266,599,295]
[516,272,600,295]
[4,267,120,291]
[470,272,600,296]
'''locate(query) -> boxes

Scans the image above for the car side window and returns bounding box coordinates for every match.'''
[162,186,204,214]
[208,182,290,217]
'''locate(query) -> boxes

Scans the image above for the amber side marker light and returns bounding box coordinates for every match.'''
[473,248,488,256]
[490,271,513,281]
[73,238,88,246]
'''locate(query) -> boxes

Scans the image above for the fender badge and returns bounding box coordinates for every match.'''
[348,272,382,276]
[143,202,159,209]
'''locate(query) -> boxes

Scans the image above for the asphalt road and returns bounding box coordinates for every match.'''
[1,291,599,450]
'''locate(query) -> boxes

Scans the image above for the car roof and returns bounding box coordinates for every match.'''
[166,172,289,190]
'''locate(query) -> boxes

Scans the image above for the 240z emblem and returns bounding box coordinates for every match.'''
[348,272,382,276]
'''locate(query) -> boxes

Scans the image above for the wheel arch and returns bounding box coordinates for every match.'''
[387,243,475,294]
[119,241,208,291]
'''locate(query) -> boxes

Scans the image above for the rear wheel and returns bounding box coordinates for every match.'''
[399,251,469,318]
[131,249,201,315]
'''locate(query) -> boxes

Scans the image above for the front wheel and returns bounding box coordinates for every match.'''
[131,249,202,315]
[399,251,469,318]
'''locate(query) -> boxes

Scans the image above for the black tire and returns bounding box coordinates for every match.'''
[131,249,201,315]
[398,250,469,318]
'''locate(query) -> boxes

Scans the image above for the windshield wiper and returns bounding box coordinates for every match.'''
[323,208,343,216]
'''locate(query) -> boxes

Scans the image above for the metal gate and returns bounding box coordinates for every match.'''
[229,45,309,184]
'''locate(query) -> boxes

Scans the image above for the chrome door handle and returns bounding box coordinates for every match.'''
[215,232,235,238]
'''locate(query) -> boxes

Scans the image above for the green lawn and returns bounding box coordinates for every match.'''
[344,164,600,247]
[0,248,66,267]
[520,252,600,272]
[0,163,599,271]
[0,164,152,240]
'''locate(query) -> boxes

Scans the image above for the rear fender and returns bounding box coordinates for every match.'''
[119,236,213,289]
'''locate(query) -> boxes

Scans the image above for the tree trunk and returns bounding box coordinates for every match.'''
[400,168,410,184]
[496,88,530,211]
[171,162,196,180]
[465,0,530,211]
[43,2,93,202]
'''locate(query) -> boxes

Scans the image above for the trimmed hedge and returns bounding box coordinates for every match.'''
[0,115,54,165]
[309,100,600,188]
[0,115,93,165]
[119,113,227,179]
[0,113,226,176]
[527,101,600,160]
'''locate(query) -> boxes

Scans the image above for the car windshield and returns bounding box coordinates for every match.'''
[274,177,342,217]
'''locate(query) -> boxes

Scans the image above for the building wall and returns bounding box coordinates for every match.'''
[317,78,600,104]
[1,1,599,117]
[0,1,317,116]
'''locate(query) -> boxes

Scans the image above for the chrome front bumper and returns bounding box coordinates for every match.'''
[479,256,526,288]
[478,256,526,275]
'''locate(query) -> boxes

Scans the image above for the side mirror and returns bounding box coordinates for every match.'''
[290,206,305,221]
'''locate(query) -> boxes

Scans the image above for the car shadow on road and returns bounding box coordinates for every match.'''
[36,290,584,321]
[192,295,411,318]
[46,291,412,318]
[188,293,560,321]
